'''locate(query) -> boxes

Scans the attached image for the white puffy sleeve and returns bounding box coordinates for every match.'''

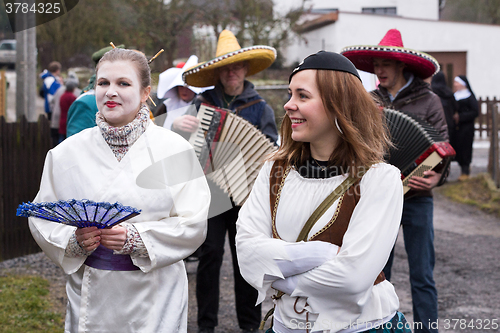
[28,150,85,274]
[126,132,210,272]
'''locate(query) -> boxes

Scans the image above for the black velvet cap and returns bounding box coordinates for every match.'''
[289,50,361,82]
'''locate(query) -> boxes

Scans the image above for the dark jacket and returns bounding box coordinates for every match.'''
[452,93,478,167]
[431,71,459,137]
[372,75,449,197]
[373,76,448,141]
[195,80,278,144]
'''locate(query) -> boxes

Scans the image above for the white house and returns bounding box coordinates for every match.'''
[279,0,500,98]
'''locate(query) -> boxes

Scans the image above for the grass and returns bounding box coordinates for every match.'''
[0,275,64,333]
[439,172,500,218]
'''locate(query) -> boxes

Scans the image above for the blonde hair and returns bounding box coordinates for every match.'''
[95,48,151,91]
[272,70,390,177]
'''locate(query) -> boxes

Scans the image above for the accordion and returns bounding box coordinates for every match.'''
[189,103,277,206]
[384,108,455,194]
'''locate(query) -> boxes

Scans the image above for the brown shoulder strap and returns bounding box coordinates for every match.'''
[235,98,265,114]
[269,160,287,239]
[310,181,360,246]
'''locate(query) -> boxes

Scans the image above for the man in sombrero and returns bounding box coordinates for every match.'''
[183,30,278,333]
[342,29,448,333]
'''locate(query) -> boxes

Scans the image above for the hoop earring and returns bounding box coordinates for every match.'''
[335,117,343,135]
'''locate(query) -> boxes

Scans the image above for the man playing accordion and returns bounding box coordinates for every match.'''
[342,29,448,333]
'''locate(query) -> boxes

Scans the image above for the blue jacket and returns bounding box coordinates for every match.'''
[41,70,62,114]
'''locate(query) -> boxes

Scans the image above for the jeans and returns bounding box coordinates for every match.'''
[383,196,438,333]
[196,205,261,330]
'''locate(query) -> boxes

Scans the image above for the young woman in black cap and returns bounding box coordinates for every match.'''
[236,51,410,333]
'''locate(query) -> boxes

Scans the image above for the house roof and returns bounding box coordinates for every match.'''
[295,11,338,33]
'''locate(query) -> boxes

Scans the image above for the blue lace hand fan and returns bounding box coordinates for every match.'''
[17,199,141,229]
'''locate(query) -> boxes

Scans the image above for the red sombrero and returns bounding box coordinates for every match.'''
[340,29,439,79]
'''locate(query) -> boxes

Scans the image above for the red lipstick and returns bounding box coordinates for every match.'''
[105,101,118,108]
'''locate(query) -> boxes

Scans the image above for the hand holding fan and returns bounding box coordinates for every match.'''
[17,199,141,229]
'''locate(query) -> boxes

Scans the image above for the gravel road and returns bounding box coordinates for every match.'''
[1,140,498,333]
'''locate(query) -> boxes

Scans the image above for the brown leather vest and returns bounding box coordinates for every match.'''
[269,160,385,285]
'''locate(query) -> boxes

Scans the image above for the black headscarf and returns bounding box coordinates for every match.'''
[457,74,476,99]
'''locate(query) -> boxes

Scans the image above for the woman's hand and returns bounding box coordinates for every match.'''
[75,227,101,252]
[100,225,127,251]
[172,115,199,133]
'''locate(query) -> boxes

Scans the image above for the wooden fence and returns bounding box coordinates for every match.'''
[476,97,498,138]
[0,115,51,261]
[479,97,500,187]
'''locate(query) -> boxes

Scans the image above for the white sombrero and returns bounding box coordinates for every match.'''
[157,55,213,99]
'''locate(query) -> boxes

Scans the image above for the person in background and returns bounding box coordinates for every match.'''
[431,71,458,142]
[49,73,79,147]
[154,55,213,133]
[236,50,406,333]
[29,48,210,332]
[41,61,63,145]
[342,28,448,333]
[183,29,278,333]
[452,75,479,181]
[58,80,79,142]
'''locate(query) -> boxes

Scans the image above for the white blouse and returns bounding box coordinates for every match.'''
[236,161,403,333]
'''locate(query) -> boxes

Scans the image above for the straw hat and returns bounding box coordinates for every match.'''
[182,30,276,87]
[340,29,439,79]
[157,55,213,99]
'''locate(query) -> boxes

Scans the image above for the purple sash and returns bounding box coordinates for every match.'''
[84,245,140,271]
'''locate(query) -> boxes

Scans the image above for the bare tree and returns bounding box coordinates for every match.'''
[193,0,307,67]
[441,0,500,25]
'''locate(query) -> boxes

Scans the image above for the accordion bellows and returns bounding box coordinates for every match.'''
[384,108,455,193]
[189,104,277,206]
[17,199,141,228]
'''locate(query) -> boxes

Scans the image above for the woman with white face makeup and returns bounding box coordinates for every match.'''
[236,51,408,333]
[28,48,210,332]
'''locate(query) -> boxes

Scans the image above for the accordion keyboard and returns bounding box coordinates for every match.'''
[188,103,277,205]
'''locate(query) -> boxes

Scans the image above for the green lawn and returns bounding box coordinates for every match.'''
[0,275,64,333]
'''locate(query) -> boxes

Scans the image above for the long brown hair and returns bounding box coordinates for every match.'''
[272,69,390,177]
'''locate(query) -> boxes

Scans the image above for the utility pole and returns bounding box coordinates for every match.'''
[15,0,37,122]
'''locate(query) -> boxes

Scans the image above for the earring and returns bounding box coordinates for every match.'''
[335,117,343,135]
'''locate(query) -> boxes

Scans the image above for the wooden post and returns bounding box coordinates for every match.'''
[15,0,37,122]
[0,71,5,118]
[489,99,499,187]
[495,102,500,188]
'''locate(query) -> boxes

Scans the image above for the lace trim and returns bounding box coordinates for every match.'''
[96,105,150,161]
[113,223,148,257]
[65,232,95,257]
